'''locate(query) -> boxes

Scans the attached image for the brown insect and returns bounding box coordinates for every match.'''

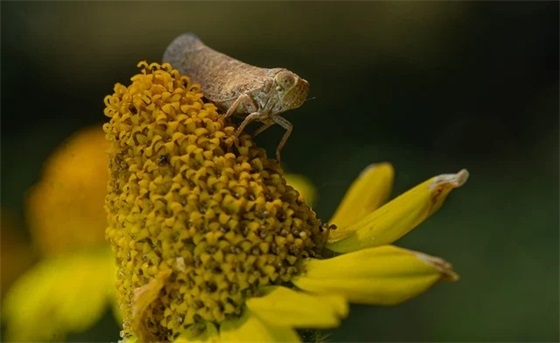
[162,33,309,161]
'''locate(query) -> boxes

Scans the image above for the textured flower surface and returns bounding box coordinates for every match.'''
[104,61,468,342]
[2,127,117,341]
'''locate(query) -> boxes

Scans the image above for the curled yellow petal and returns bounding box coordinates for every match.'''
[293,245,458,305]
[219,311,300,343]
[132,269,171,342]
[328,163,394,241]
[247,286,348,328]
[327,169,469,252]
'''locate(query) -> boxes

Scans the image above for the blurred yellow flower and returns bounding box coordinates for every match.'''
[103,61,468,342]
[2,126,118,341]
[0,209,34,299]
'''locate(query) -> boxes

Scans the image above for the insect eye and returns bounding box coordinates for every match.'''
[275,72,296,90]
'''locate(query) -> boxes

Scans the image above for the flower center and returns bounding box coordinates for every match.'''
[104,62,324,340]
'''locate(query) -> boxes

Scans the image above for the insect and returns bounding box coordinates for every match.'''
[162,33,309,161]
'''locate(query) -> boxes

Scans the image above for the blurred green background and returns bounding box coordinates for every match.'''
[1,1,558,342]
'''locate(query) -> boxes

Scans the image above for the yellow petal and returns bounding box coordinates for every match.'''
[328,163,394,241]
[246,286,348,328]
[219,311,300,342]
[293,245,458,305]
[3,249,113,341]
[285,173,316,206]
[327,169,469,252]
[131,269,171,342]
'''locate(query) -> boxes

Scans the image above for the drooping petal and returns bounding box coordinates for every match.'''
[293,245,458,306]
[246,286,348,328]
[327,169,469,252]
[328,163,394,241]
[3,249,113,341]
[131,269,172,342]
[219,311,301,342]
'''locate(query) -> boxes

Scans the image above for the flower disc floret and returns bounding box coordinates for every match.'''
[103,62,324,341]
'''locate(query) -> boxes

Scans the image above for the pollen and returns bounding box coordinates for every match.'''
[103,61,324,341]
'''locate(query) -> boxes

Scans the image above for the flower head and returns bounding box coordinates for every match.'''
[0,209,33,298]
[26,126,110,256]
[104,61,468,342]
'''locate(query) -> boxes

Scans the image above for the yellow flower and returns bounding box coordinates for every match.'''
[0,209,34,298]
[104,61,468,342]
[2,126,118,341]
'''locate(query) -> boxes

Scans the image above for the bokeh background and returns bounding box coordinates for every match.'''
[1,1,558,342]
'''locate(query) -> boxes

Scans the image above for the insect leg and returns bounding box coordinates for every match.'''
[224,94,258,118]
[227,111,268,150]
[235,111,268,137]
[269,114,293,162]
